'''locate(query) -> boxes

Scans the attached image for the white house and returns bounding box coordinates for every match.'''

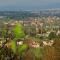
[17,41,23,45]
[43,40,54,46]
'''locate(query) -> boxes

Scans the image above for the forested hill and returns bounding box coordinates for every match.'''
[0,10,60,19]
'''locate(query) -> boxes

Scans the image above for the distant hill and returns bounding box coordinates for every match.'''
[0,10,60,19]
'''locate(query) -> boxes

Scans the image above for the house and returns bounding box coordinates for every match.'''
[17,41,23,45]
[56,30,60,35]
[16,38,24,46]
[29,41,40,48]
[43,40,54,46]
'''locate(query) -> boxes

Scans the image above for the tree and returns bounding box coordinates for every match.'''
[48,32,57,40]
[12,23,25,39]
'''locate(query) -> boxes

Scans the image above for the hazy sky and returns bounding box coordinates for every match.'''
[0,0,60,11]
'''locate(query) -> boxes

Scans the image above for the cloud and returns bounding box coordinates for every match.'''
[0,0,17,5]
[0,0,60,10]
[0,0,60,4]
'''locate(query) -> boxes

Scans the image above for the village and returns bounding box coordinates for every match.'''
[0,16,60,60]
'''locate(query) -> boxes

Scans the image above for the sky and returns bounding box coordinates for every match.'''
[0,0,60,11]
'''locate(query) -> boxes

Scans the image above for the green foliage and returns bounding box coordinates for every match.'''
[32,48,43,59]
[48,32,57,40]
[11,40,28,55]
[11,40,17,53]
[2,30,7,38]
[12,23,25,39]
[18,44,28,55]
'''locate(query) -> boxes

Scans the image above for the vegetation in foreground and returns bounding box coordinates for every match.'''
[0,21,60,60]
